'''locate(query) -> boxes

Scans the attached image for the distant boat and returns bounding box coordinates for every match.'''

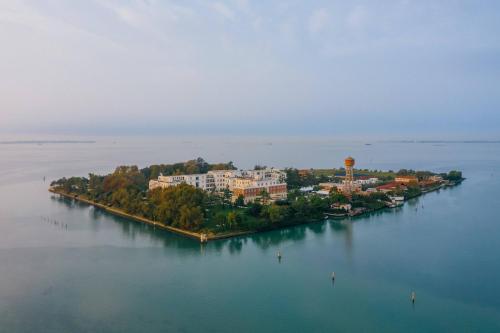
[365,143,372,146]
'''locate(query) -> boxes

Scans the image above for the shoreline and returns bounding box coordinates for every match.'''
[49,179,462,242]
[49,188,254,242]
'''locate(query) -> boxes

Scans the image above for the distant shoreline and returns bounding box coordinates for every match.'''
[0,140,96,144]
[385,140,500,144]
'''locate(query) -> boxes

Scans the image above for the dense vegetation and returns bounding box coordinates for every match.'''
[285,168,329,189]
[141,157,236,181]
[50,162,390,234]
[442,170,463,181]
[50,159,463,235]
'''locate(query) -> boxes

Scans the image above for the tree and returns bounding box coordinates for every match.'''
[397,169,409,176]
[247,202,262,217]
[267,204,285,224]
[285,168,301,188]
[310,195,329,211]
[234,195,245,207]
[446,170,462,181]
[222,188,232,206]
[176,205,203,230]
[284,168,319,189]
[290,197,311,220]
[330,192,349,204]
[148,183,206,229]
[226,211,242,229]
[259,189,270,205]
[213,212,227,227]
[88,173,104,200]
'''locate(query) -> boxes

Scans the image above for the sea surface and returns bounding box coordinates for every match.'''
[1,136,500,332]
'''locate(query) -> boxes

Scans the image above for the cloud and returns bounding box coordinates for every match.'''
[346,5,368,30]
[211,2,235,21]
[1,0,500,137]
[114,6,145,27]
[308,8,329,34]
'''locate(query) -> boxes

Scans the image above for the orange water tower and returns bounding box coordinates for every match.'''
[343,156,355,195]
[344,156,355,183]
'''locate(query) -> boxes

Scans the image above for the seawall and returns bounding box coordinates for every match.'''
[49,188,252,242]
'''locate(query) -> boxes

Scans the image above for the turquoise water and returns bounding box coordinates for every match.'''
[1,137,500,332]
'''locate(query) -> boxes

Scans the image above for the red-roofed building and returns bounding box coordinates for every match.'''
[394,175,419,184]
[376,182,407,193]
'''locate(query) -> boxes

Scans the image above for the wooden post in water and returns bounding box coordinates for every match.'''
[200,233,208,243]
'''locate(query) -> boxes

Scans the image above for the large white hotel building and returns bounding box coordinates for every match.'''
[149,168,287,203]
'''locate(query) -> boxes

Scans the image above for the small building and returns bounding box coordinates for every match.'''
[394,175,419,184]
[299,186,314,193]
[355,177,379,185]
[419,179,438,187]
[331,203,352,211]
[376,182,407,193]
[318,182,338,191]
[429,175,443,182]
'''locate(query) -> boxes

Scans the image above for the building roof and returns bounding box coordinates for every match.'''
[395,175,418,179]
[376,182,406,190]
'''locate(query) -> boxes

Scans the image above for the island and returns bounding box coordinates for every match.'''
[49,157,464,242]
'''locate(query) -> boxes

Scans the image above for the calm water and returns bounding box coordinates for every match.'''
[1,137,500,332]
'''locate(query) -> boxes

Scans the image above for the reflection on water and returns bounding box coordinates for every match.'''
[49,184,461,263]
[3,139,500,333]
[51,193,361,257]
[330,220,353,254]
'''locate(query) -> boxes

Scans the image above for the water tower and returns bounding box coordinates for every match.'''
[344,156,355,194]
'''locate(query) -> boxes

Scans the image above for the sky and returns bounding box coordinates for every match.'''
[1,0,499,138]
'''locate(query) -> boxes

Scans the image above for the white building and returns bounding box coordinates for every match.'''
[355,177,379,185]
[331,203,352,211]
[149,168,287,203]
[149,170,239,191]
[149,173,208,190]
[299,186,314,193]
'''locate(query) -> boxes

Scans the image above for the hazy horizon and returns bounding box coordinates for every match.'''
[1,1,499,138]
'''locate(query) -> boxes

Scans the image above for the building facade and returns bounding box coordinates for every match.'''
[149,168,287,204]
[394,175,419,184]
